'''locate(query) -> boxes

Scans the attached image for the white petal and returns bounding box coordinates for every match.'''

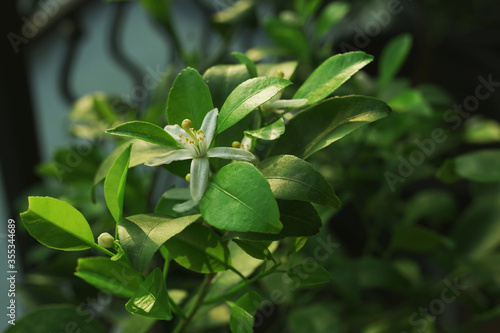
[201,108,218,149]
[145,149,192,166]
[190,157,210,202]
[207,147,257,163]
[164,124,190,149]
[173,199,198,213]
[270,98,308,109]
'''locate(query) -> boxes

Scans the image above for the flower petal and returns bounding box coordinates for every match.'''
[207,147,257,163]
[190,157,210,202]
[200,108,218,150]
[164,124,189,149]
[270,98,308,109]
[173,199,198,213]
[145,149,192,166]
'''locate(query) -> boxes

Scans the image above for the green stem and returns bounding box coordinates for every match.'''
[90,243,115,257]
[204,264,280,304]
[172,274,216,333]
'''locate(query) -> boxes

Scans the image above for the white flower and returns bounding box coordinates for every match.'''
[145,108,256,203]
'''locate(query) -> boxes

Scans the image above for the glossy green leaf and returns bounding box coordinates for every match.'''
[264,17,309,61]
[118,214,200,271]
[167,67,214,129]
[293,52,374,106]
[126,268,172,320]
[75,257,143,298]
[379,33,413,87]
[20,196,95,251]
[4,305,106,333]
[258,155,340,208]
[229,291,263,333]
[232,239,273,260]
[315,2,350,38]
[245,118,285,140]
[389,224,442,253]
[454,149,500,182]
[388,89,432,115]
[232,52,258,78]
[218,77,292,133]
[270,96,391,158]
[203,61,297,109]
[287,263,333,286]
[200,162,282,234]
[164,223,232,273]
[104,143,132,223]
[106,121,178,147]
[464,118,500,143]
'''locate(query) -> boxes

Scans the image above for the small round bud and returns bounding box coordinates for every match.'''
[276,70,285,78]
[232,141,241,148]
[185,173,191,182]
[97,232,114,248]
[181,119,192,130]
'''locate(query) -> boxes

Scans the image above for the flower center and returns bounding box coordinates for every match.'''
[179,119,207,153]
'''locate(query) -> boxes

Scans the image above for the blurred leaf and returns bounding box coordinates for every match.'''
[293,51,374,106]
[20,197,95,251]
[390,224,443,253]
[232,52,258,78]
[388,89,432,116]
[213,0,253,24]
[165,223,232,273]
[245,118,285,140]
[288,304,339,333]
[452,150,500,182]
[118,214,200,271]
[104,143,132,223]
[75,257,143,298]
[294,0,322,20]
[5,305,106,333]
[106,121,178,148]
[264,17,309,61]
[464,118,500,143]
[138,0,172,26]
[229,291,263,333]
[287,263,333,286]
[126,268,172,320]
[258,154,340,208]
[200,162,282,234]
[403,190,456,225]
[378,33,413,87]
[270,96,391,158]
[218,77,292,133]
[315,2,350,38]
[436,158,460,183]
[166,67,214,129]
[355,257,409,291]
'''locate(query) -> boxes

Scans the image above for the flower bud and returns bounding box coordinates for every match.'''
[97,232,114,248]
[231,141,241,148]
[185,173,191,182]
[181,119,192,130]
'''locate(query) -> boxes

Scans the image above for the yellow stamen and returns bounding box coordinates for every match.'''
[185,173,191,182]
[232,141,241,148]
[181,119,192,130]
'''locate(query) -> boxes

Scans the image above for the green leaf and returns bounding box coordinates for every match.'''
[245,118,285,140]
[388,89,432,115]
[104,143,132,223]
[389,224,443,253]
[378,33,413,87]
[464,118,500,144]
[126,268,172,320]
[154,188,195,217]
[258,155,340,208]
[20,197,95,251]
[454,149,500,182]
[270,96,391,158]
[232,52,258,78]
[4,305,106,333]
[200,162,282,234]
[106,121,178,147]
[293,52,374,106]
[75,257,143,298]
[315,2,350,38]
[287,263,333,286]
[264,17,309,61]
[218,77,292,133]
[287,304,339,333]
[138,0,172,26]
[232,239,273,260]
[436,158,460,184]
[166,67,214,129]
[164,223,232,273]
[118,214,200,271]
[229,291,263,333]
[213,0,254,24]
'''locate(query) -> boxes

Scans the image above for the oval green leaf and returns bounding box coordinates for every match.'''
[104,143,132,223]
[245,118,285,140]
[20,196,95,251]
[378,33,413,87]
[200,162,282,234]
[106,121,178,148]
